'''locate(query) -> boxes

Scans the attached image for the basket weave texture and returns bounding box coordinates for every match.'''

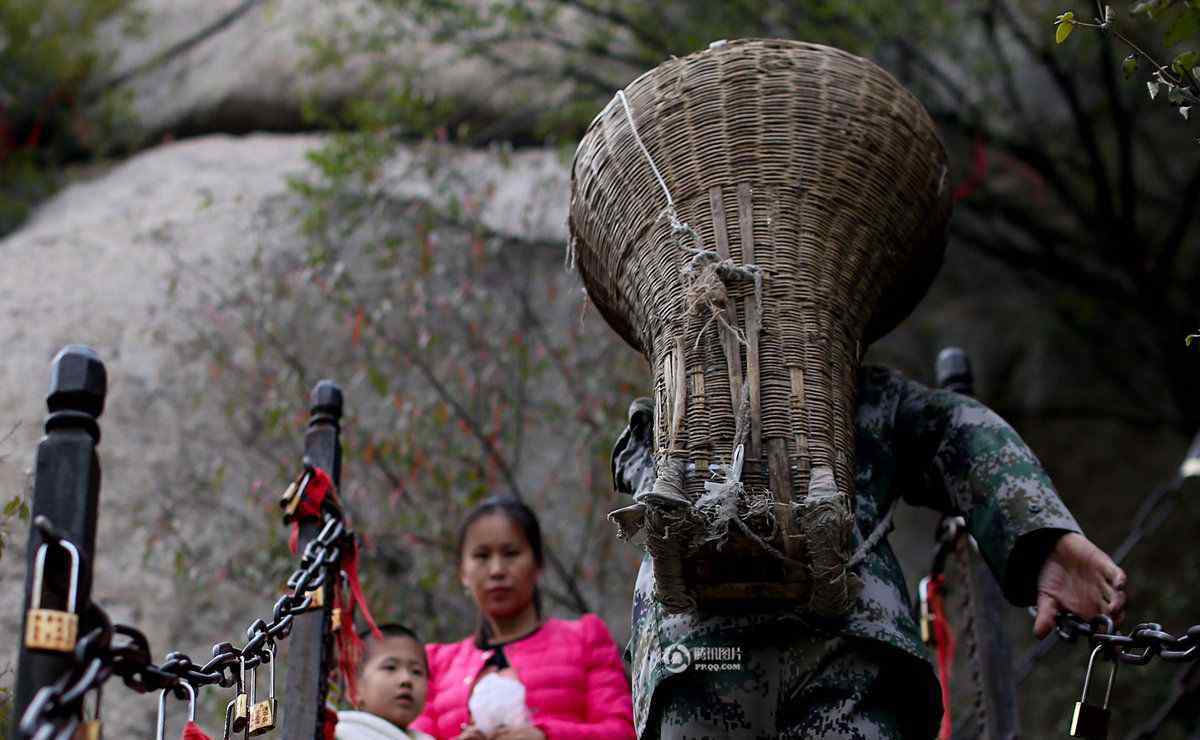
[569,39,952,612]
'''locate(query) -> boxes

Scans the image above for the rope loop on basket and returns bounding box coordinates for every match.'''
[615,90,702,249]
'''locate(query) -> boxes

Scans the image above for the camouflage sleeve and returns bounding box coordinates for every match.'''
[891,373,1082,606]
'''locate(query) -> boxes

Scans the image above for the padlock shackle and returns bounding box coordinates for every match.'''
[1080,644,1119,708]
[157,682,197,740]
[265,643,275,698]
[31,539,80,613]
[1102,649,1119,709]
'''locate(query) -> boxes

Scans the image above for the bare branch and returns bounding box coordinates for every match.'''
[995,0,1115,218]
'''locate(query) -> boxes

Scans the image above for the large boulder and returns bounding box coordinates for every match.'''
[102,0,583,142]
[0,132,586,735]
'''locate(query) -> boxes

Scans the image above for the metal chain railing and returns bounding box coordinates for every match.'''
[17,507,346,738]
[1053,613,1200,665]
[1015,462,1195,684]
[924,347,1200,738]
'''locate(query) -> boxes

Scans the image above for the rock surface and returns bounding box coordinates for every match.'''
[0,133,580,734]
[102,0,582,142]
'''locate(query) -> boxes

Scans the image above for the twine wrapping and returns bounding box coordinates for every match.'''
[682,249,762,350]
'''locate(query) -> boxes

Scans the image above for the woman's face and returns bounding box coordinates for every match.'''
[459,513,541,620]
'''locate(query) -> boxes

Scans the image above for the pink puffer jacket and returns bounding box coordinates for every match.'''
[410,615,634,739]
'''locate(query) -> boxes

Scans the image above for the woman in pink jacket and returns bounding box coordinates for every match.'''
[410,497,635,740]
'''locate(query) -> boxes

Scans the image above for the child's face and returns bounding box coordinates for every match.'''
[356,635,428,728]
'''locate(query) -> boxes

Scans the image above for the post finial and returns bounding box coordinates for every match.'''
[48,345,107,417]
[935,346,973,396]
[309,380,343,421]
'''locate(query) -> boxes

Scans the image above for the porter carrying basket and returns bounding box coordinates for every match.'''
[569,39,952,614]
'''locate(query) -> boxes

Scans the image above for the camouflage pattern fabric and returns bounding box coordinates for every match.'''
[624,365,1081,738]
[647,632,929,739]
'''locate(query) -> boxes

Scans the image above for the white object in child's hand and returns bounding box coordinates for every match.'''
[468,673,530,734]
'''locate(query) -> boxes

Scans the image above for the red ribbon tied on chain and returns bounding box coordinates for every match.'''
[284,466,383,702]
[181,720,212,740]
[928,574,956,740]
[288,466,337,556]
[336,535,382,703]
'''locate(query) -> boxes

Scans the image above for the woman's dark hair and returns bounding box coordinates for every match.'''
[456,496,545,644]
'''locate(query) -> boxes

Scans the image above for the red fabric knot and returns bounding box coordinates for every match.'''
[288,467,336,555]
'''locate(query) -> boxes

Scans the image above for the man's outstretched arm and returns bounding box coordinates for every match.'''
[890,370,1126,637]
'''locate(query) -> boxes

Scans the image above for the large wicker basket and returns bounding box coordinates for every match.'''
[569,39,952,613]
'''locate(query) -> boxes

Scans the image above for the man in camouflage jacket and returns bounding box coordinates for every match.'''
[616,365,1128,739]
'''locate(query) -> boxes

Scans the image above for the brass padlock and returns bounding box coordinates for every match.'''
[248,644,278,735]
[25,538,81,652]
[156,681,196,740]
[1070,644,1118,738]
[305,586,324,610]
[230,654,250,734]
[280,470,311,521]
[74,686,102,740]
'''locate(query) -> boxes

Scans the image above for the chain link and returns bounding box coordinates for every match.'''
[1053,613,1200,665]
[18,510,347,737]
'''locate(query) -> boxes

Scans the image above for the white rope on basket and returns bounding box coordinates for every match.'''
[615,90,701,245]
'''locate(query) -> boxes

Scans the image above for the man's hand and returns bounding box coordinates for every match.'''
[1033,532,1127,638]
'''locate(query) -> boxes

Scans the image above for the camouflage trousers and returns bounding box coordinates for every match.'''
[643,633,937,740]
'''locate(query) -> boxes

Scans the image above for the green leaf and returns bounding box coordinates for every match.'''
[1164,5,1200,47]
[1123,54,1139,79]
[1149,80,1162,99]
[3,496,20,517]
[1172,50,1200,76]
[1056,12,1076,43]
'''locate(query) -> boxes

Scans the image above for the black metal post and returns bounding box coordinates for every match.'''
[12,346,107,740]
[281,380,343,740]
[936,347,1019,740]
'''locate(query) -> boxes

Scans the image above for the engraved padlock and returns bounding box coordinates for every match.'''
[25,537,81,652]
[248,644,278,735]
[74,685,102,740]
[156,681,196,740]
[231,654,250,734]
[1070,644,1118,738]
